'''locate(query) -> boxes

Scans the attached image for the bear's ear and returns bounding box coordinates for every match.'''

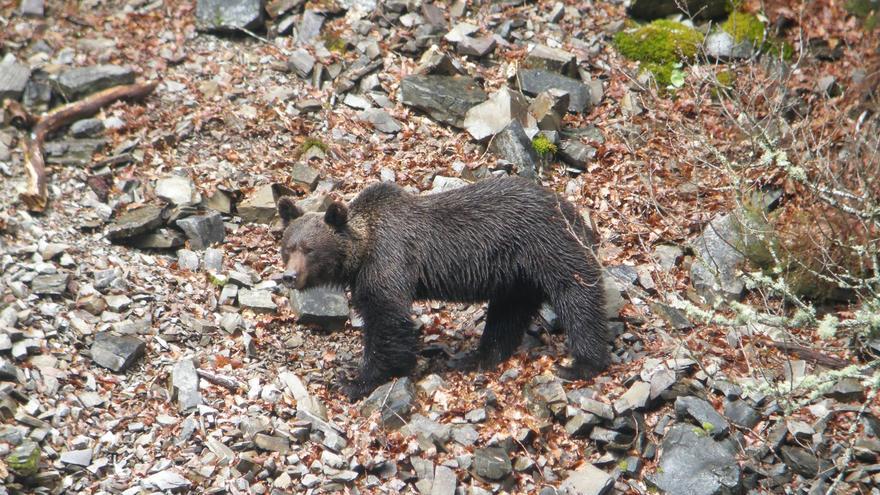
[324,201,348,228]
[277,197,304,226]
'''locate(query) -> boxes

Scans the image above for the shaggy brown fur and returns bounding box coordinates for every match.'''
[278,176,608,400]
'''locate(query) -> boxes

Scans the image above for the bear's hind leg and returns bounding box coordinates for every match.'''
[548,279,610,380]
[474,291,542,370]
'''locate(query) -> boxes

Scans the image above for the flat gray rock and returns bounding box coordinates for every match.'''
[457,35,496,58]
[254,433,290,453]
[289,48,315,78]
[195,0,265,32]
[560,463,614,495]
[155,174,199,206]
[238,288,277,313]
[238,184,279,224]
[558,140,597,169]
[70,118,105,138]
[360,377,417,429]
[614,381,651,414]
[60,448,92,467]
[690,214,746,302]
[651,303,692,330]
[431,465,457,495]
[524,374,567,419]
[20,0,44,16]
[298,10,324,45]
[203,248,223,272]
[399,75,487,128]
[723,399,760,429]
[489,120,540,178]
[0,59,31,102]
[91,333,146,372]
[290,287,349,330]
[56,65,135,100]
[142,470,191,491]
[473,447,512,481]
[106,205,166,241]
[129,229,186,249]
[516,69,592,113]
[403,414,452,447]
[649,423,741,495]
[674,396,730,438]
[565,412,600,437]
[464,87,529,141]
[31,273,70,295]
[177,249,200,271]
[176,211,225,250]
[170,358,202,411]
[292,162,321,190]
[0,359,20,381]
[358,108,402,134]
[523,44,577,77]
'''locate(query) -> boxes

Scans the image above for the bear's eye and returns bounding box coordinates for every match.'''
[300,246,312,255]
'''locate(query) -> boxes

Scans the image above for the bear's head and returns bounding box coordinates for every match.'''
[277,197,350,290]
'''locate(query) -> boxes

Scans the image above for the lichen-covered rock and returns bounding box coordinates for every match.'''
[7,440,41,476]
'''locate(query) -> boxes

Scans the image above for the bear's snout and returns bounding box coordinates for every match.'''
[282,251,308,289]
[282,271,298,287]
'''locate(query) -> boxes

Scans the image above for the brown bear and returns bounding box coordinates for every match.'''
[277,176,608,400]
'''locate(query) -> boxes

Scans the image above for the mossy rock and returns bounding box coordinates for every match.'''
[735,202,866,304]
[7,441,41,477]
[614,20,704,65]
[721,11,766,44]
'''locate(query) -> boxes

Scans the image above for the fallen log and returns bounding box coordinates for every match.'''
[17,81,158,212]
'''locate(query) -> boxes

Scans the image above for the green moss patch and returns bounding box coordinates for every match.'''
[323,33,348,54]
[613,20,704,65]
[721,11,765,44]
[300,137,329,154]
[532,135,557,156]
[614,20,703,88]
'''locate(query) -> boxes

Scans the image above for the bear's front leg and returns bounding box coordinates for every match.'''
[345,291,419,401]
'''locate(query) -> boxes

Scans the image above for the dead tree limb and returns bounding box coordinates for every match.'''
[768,340,850,370]
[18,81,158,212]
[196,369,243,391]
